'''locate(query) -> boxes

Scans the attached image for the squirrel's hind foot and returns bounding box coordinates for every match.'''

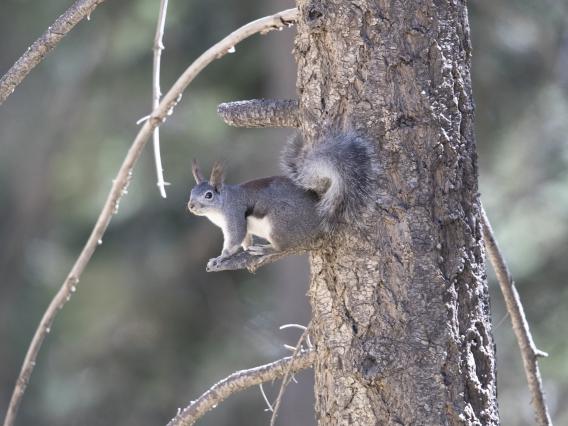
[246,244,276,256]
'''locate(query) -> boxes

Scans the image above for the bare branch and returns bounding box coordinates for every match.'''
[152,0,170,198]
[481,205,552,426]
[279,324,313,349]
[259,383,274,412]
[270,326,311,426]
[0,0,107,106]
[2,8,299,426]
[205,249,302,273]
[217,99,299,128]
[166,351,315,426]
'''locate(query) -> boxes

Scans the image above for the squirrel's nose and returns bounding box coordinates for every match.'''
[187,201,195,211]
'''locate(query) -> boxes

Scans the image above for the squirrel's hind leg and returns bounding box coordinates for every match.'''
[246,244,277,256]
[241,233,253,250]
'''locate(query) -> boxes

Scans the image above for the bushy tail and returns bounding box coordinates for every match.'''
[281,132,375,231]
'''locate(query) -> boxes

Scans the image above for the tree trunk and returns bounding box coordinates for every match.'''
[294,1,499,424]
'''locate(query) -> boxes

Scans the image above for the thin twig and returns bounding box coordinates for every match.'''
[480,205,552,426]
[152,0,170,198]
[166,351,315,426]
[270,325,311,426]
[279,323,313,348]
[0,0,107,106]
[259,383,274,412]
[2,8,299,426]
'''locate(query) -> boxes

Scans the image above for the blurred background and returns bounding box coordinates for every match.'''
[0,0,566,424]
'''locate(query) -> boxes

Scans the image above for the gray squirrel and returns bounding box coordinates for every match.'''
[187,133,375,268]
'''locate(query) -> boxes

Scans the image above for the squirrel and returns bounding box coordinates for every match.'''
[187,133,375,268]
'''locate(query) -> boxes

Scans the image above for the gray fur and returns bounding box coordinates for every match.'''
[188,133,375,262]
[281,133,375,231]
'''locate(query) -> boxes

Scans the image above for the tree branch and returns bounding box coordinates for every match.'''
[0,0,107,106]
[2,8,299,426]
[269,325,311,426]
[152,0,170,198]
[206,249,302,273]
[217,99,299,128]
[166,350,315,426]
[480,205,552,426]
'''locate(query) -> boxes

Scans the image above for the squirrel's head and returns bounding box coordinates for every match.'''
[187,159,225,216]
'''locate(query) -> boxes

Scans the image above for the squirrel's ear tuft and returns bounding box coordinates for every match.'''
[192,159,205,183]
[209,161,225,189]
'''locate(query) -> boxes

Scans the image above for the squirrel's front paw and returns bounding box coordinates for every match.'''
[206,256,225,271]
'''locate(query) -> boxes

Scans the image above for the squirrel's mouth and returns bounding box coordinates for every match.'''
[188,206,205,216]
[187,203,205,216]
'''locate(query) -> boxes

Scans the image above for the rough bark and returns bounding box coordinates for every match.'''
[294,1,499,424]
[218,99,300,128]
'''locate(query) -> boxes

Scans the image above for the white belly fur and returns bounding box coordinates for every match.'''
[247,216,272,242]
[206,211,227,232]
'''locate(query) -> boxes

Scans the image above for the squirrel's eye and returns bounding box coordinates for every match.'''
[204,191,213,199]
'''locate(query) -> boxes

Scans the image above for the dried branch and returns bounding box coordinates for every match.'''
[269,326,311,426]
[480,205,552,426]
[0,0,107,106]
[279,324,313,349]
[217,99,299,128]
[259,383,274,412]
[166,350,315,426]
[2,8,299,426]
[205,249,302,273]
[152,0,170,198]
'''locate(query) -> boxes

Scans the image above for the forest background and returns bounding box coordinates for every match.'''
[1,0,567,425]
